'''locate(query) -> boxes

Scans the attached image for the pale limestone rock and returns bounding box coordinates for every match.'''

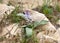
[36,28,60,43]
[37,32,58,43]
[1,23,21,37]
[0,9,57,43]
[53,28,60,43]
[28,10,56,34]
[0,9,56,41]
[0,4,15,21]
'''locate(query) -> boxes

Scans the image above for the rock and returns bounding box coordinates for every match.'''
[0,4,15,21]
[28,10,56,34]
[0,23,22,37]
[36,28,60,43]
[0,23,22,43]
[37,32,58,43]
[53,28,60,43]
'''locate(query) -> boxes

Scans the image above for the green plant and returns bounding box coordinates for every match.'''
[54,0,60,11]
[7,6,25,23]
[22,20,48,43]
[42,0,53,15]
[42,5,53,15]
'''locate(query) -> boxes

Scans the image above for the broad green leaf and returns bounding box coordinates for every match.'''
[33,21,40,28]
[39,20,48,25]
[33,20,48,28]
[26,27,33,37]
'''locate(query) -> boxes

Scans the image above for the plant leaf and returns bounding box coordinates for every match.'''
[26,27,33,37]
[40,20,48,25]
[33,20,48,28]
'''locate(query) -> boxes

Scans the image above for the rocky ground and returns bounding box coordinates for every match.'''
[0,0,60,43]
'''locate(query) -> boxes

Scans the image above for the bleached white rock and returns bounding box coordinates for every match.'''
[11,9,56,36]
[0,9,56,37]
[28,10,56,34]
[1,23,21,37]
[53,28,60,43]
[37,32,58,43]
[0,4,15,21]
[36,28,60,43]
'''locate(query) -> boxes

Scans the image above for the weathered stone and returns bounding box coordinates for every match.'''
[36,28,60,43]
[28,10,56,34]
[0,9,57,43]
[0,23,21,37]
[0,4,15,21]
[37,32,58,43]
[53,28,60,43]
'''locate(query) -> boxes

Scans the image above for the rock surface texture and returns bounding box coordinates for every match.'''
[0,3,59,43]
[29,10,56,33]
[0,7,57,43]
[2,0,58,10]
[0,0,60,43]
[2,10,56,36]
[0,4,15,21]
